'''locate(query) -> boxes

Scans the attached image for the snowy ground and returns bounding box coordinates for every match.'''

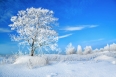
[0,51,116,77]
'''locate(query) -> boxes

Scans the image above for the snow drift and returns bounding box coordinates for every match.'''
[94,55,116,63]
[14,56,48,68]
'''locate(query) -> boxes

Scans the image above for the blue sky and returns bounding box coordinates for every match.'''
[0,0,116,54]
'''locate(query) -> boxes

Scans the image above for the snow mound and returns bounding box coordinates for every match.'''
[14,56,48,68]
[112,61,116,64]
[46,73,58,77]
[94,55,116,62]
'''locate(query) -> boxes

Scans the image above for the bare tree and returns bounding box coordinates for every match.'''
[9,7,58,56]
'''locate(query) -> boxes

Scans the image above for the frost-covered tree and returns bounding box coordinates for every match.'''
[93,48,99,52]
[99,48,104,52]
[110,43,116,51]
[77,45,83,55]
[104,44,110,51]
[66,43,75,55]
[9,7,58,56]
[83,46,92,55]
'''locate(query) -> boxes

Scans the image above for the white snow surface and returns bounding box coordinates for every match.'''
[0,51,116,77]
[94,55,116,62]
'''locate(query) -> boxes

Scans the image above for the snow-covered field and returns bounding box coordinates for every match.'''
[0,51,116,77]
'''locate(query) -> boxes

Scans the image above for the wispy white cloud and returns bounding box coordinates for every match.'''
[83,38,104,43]
[109,39,116,43]
[59,33,72,39]
[88,25,98,28]
[0,28,12,33]
[61,26,85,31]
[61,25,98,31]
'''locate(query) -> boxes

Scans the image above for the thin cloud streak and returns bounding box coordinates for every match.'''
[61,25,98,31]
[89,25,98,28]
[59,33,72,39]
[0,28,12,33]
[61,26,85,31]
[83,38,104,43]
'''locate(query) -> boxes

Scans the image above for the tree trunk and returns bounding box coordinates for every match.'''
[31,39,35,56]
[31,48,34,56]
[31,49,34,56]
[31,53,33,56]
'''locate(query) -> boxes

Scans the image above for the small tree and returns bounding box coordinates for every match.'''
[93,48,99,52]
[83,46,92,55]
[66,43,75,55]
[77,45,83,55]
[104,44,110,51]
[9,7,58,56]
[110,43,116,51]
[99,48,104,52]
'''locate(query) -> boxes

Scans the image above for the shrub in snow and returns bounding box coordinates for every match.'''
[110,43,116,51]
[104,44,110,51]
[83,46,92,55]
[0,55,17,64]
[9,7,58,56]
[93,48,99,52]
[65,43,75,55]
[99,48,104,52]
[14,56,48,68]
[77,45,83,55]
